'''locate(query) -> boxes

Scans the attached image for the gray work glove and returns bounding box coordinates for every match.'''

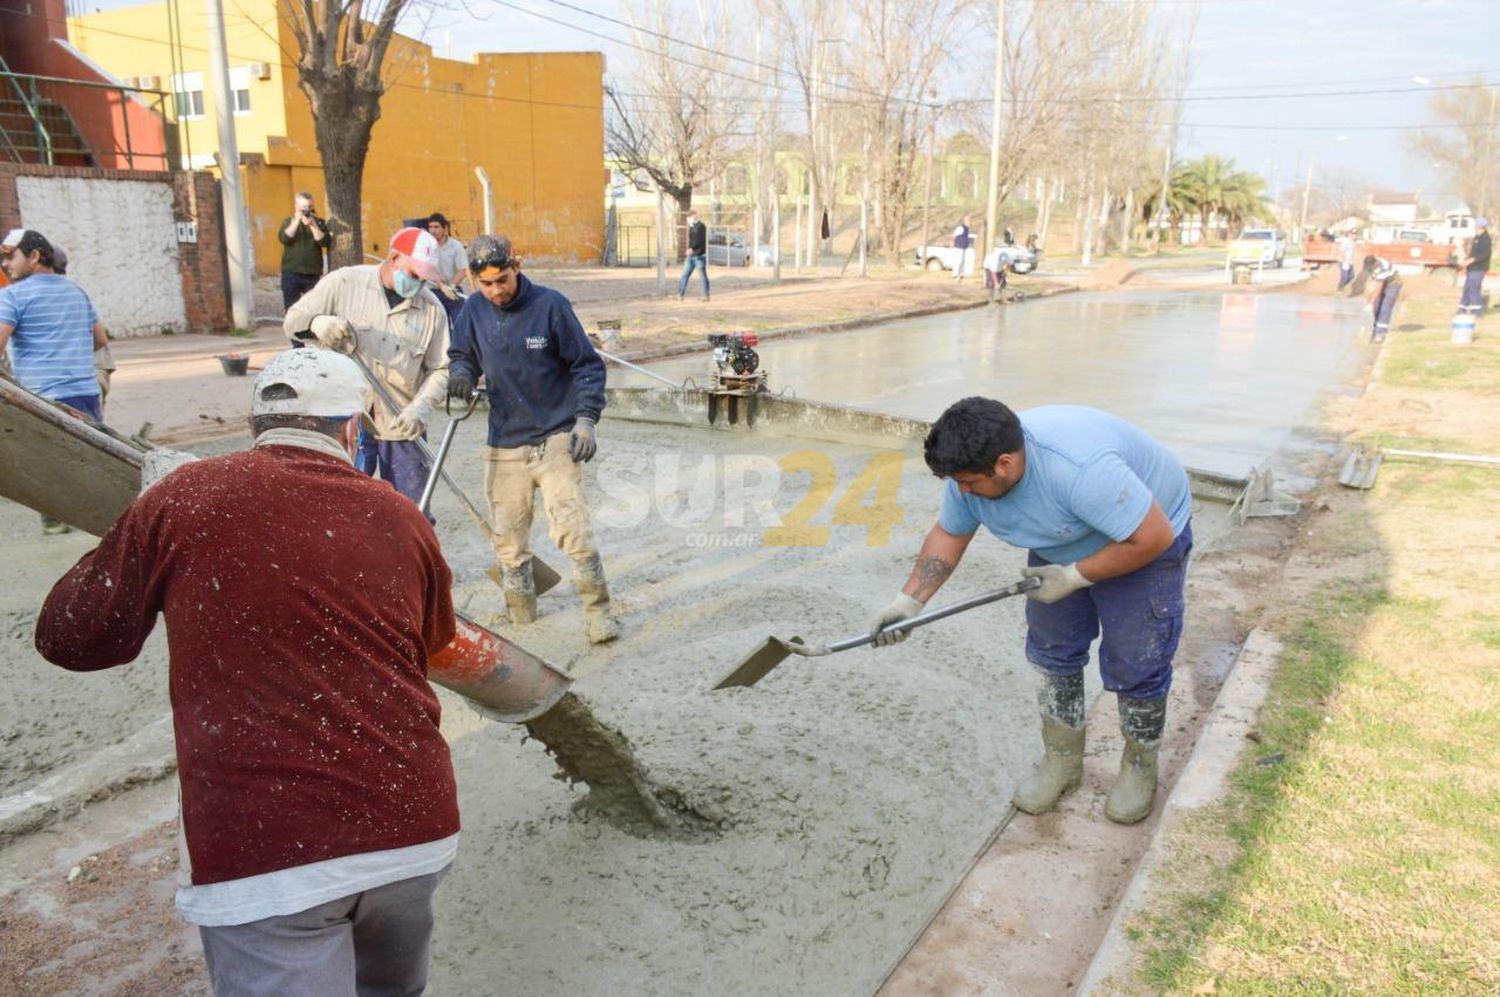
[309,315,355,353]
[867,593,925,648]
[1021,562,1093,604]
[569,417,597,463]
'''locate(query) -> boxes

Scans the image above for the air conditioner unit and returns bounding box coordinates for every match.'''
[135,75,160,90]
[249,62,271,80]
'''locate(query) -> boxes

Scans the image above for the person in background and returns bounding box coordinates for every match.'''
[1336,228,1358,293]
[1363,255,1402,342]
[677,208,710,301]
[35,347,460,996]
[1458,217,1490,317]
[277,192,331,310]
[952,215,973,281]
[0,228,111,534]
[427,212,469,324]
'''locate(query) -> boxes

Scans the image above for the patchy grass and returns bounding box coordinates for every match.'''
[1380,297,1500,395]
[1122,286,1500,993]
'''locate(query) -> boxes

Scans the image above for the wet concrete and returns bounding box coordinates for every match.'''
[617,290,1367,478]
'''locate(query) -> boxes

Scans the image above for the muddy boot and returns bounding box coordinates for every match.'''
[1106,696,1166,825]
[572,553,621,644]
[1013,670,1085,815]
[501,559,538,625]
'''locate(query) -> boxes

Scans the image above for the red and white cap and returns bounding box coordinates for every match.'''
[389,226,441,281]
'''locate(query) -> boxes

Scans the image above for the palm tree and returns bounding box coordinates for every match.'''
[1169,155,1269,243]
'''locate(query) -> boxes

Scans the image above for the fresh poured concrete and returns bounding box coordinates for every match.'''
[619,290,1367,478]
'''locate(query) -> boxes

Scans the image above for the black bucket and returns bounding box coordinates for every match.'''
[218,354,249,377]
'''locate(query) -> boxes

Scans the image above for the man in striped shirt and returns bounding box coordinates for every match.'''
[0,228,111,534]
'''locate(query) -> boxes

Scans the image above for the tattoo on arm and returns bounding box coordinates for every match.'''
[910,555,954,601]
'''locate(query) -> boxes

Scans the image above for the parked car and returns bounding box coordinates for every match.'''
[915,243,1038,274]
[1227,228,1287,267]
[706,229,750,267]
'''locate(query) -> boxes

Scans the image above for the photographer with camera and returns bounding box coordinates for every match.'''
[278,192,332,309]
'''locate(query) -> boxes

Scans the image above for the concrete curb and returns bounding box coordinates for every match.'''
[0,715,175,844]
[1075,628,1283,995]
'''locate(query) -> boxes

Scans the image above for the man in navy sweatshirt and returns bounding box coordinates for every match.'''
[447,234,621,643]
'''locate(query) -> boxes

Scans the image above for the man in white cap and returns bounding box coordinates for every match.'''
[284,225,450,508]
[36,348,460,995]
[0,227,113,533]
[1459,217,1490,317]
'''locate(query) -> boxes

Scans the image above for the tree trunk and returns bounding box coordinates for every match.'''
[674,188,694,262]
[1121,187,1134,252]
[307,84,382,268]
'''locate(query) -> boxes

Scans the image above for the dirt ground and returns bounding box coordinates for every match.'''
[1,262,1365,993]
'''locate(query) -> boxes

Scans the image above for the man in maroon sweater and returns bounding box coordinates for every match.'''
[35,348,460,996]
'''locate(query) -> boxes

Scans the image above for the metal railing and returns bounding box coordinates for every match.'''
[0,69,177,171]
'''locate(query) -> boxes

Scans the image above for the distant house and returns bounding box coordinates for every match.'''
[1367,192,1421,241]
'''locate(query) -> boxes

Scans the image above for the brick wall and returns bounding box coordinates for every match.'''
[0,163,229,333]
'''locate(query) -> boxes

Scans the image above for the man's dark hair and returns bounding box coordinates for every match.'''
[923,397,1023,478]
[428,212,450,230]
[13,230,55,269]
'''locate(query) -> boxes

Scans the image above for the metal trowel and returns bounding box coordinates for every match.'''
[715,576,1041,689]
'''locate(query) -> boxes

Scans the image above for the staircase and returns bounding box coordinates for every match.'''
[0,58,96,167]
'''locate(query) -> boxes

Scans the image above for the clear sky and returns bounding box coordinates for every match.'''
[81,0,1496,209]
[414,0,1494,211]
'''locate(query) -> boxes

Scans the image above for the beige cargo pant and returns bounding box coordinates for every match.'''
[482,432,598,569]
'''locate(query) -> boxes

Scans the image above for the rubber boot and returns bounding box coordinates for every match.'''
[572,553,621,644]
[1106,696,1166,825]
[501,559,538,625]
[1012,670,1086,815]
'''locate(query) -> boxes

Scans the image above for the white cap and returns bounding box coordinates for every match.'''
[251,349,367,418]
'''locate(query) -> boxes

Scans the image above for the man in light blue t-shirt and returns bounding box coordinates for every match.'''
[1,228,112,534]
[868,397,1193,825]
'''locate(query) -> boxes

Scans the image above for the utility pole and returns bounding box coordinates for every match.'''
[1299,158,1314,241]
[1481,86,1497,219]
[920,111,936,259]
[983,0,1006,270]
[655,188,667,296]
[773,191,781,282]
[205,0,252,330]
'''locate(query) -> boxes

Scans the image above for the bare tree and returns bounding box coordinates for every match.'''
[1410,80,1499,217]
[278,0,413,267]
[605,0,741,254]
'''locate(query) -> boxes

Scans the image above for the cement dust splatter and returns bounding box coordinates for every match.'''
[524,692,719,836]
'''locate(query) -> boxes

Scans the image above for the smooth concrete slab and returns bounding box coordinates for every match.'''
[616,290,1367,479]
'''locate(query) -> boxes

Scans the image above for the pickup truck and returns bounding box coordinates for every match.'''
[1302,234,1455,273]
[915,243,1038,274]
[1227,229,1287,267]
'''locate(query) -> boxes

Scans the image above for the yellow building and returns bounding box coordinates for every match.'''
[69,0,604,273]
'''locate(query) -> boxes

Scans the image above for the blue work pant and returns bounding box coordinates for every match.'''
[677,254,710,298]
[1023,522,1193,701]
[359,433,434,521]
[1459,268,1486,315]
[1372,282,1401,341]
[1337,264,1354,291]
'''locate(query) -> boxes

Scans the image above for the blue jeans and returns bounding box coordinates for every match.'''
[1459,268,1485,315]
[1023,522,1193,700]
[1337,264,1354,291]
[358,433,434,521]
[56,393,103,421]
[677,254,709,298]
[280,271,320,309]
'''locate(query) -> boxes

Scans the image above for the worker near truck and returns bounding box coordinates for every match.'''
[448,234,621,644]
[1336,228,1358,292]
[0,228,113,535]
[34,348,461,995]
[1363,255,1402,342]
[867,397,1193,825]
[284,226,451,510]
[1458,216,1490,317]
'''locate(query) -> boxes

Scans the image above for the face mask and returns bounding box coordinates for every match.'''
[392,270,424,299]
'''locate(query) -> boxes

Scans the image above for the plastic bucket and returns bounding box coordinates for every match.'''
[218,354,250,376]
[1451,313,1476,345]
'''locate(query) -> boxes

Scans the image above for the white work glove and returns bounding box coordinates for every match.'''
[1021,563,1094,604]
[309,315,355,353]
[94,344,115,400]
[140,448,198,493]
[867,593,925,648]
[389,402,429,440]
